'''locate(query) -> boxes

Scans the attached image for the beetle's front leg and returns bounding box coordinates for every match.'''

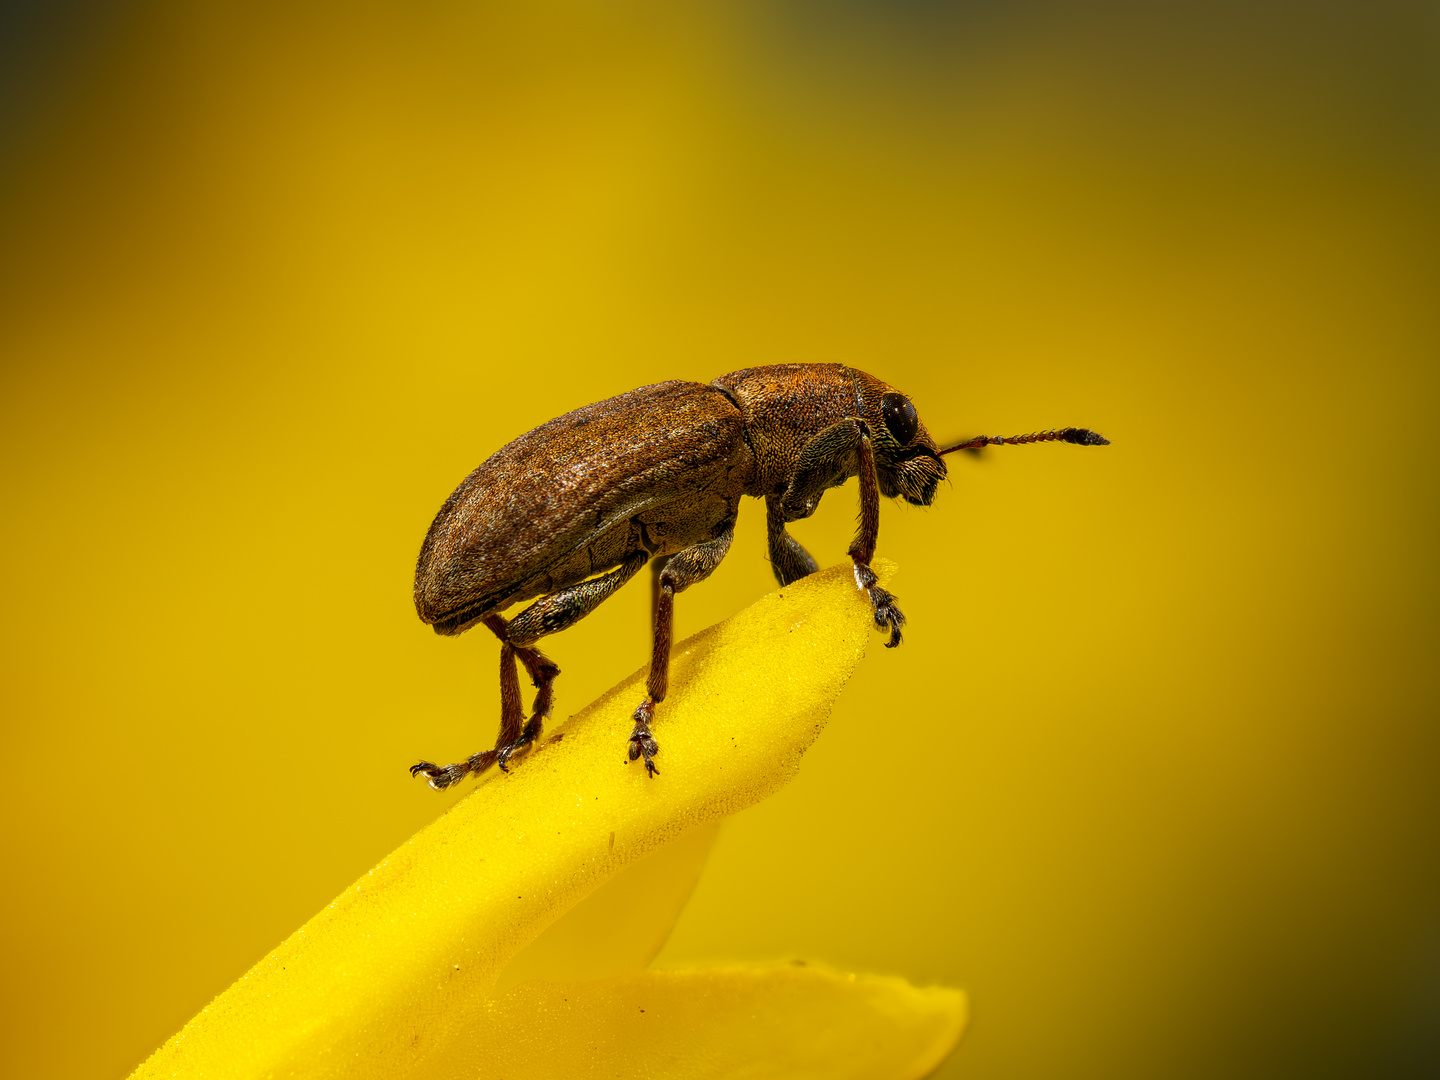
[780,418,864,522]
[782,418,905,647]
[848,427,904,648]
[630,517,737,777]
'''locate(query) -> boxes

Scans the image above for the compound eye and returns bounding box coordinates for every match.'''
[880,393,918,446]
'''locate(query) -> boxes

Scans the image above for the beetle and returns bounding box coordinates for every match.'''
[410,362,1107,788]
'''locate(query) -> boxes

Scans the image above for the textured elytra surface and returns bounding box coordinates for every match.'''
[414,380,754,629]
[131,561,923,1080]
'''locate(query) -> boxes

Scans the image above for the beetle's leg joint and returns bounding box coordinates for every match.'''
[849,553,905,648]
[496,718,543,771]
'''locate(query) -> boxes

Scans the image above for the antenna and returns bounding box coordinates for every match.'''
[937,428,1110,456]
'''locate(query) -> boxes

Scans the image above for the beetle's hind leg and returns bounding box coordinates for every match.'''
[410,614,526,789]
[492,553,648,767]
[413,551,669,790]
[412,556,651,790]
[495,643,560,771]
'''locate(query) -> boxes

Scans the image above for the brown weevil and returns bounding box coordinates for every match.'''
[410,363,1107,788]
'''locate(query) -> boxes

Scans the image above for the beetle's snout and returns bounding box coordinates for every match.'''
[880,449,946,507]
[906,473,941,507]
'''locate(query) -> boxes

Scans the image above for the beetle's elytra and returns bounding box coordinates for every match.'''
[410,363,1107,789]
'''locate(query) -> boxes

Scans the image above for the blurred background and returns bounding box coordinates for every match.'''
[2,1,1437,1077]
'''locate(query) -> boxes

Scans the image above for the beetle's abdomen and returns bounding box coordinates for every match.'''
[414,380,754,634]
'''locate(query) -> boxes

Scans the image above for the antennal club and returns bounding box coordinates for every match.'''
[937,427,1110,456]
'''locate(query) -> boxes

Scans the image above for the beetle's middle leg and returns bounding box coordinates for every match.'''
[629,518,736,778]
[765,494,819,586]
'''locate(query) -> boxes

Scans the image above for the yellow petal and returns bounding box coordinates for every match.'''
[486,964,967,1080]
[131,560,895,1080]
[492,819,720,992]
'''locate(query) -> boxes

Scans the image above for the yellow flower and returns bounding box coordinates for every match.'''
[130,562,966,1079]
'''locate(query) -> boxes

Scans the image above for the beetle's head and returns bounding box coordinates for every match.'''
[855,375,947,506]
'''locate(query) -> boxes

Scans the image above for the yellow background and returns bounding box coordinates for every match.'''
[2,2,1436,1077]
